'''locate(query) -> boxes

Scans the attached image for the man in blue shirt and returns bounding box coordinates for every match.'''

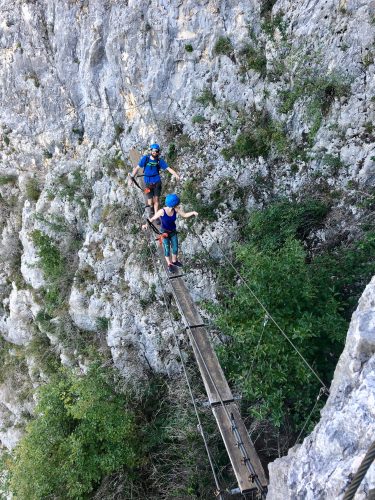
[129,143,179,215]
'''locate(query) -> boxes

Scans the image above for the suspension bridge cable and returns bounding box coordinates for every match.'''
[294,387,325,446]
[191,223,329,394]
[186,223,327,443]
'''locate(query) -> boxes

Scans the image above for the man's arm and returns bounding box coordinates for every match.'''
[166,166,180,180]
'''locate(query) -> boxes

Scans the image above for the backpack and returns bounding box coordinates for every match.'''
[143,155,162,183]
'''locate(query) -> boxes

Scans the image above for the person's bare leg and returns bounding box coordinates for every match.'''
[171,253,177,264]
[154,196,159,213]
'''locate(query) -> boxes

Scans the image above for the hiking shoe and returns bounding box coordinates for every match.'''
[173,261,183,268]
[168,264,175,273]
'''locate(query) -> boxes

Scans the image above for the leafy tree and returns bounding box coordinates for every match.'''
[9,365,140,499]
[212,200,374,440]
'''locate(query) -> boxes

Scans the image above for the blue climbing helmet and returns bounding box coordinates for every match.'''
[150,143,160,151]
[165,194,180,207]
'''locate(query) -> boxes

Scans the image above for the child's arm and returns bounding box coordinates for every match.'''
[175,207,198,218]
[142,209,164,229]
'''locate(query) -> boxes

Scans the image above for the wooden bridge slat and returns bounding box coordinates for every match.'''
[212,403,268,493]
[187,327,233,405]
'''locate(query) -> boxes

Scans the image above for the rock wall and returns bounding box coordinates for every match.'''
[268,276,375,499]
[0,0,374,497]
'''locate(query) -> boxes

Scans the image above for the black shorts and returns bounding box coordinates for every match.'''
[146,181,162,199]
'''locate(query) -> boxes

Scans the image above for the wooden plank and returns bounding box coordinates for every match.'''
[187,326,233,405]
[213,403,268,494]
[157,246,184,278]
[168,275,204,327]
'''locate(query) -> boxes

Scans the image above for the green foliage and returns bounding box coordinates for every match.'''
[54,169,93,212]
[362,51,374,68]
[260,0,277,17]
[221,110,289,160]
[195,88,216,107]
[313,231,375,320]
[238,44,267,75]
[0,174,17,185]
[31,230,65,282]
[184,43,193,52]
[114,123,125,137]
[213,36,233,57]
[278,69,350,142]
[261,11,287,40]
[322,153,347,176]
[96,317,109,331]
[212,200,374,438]
[43,149,53,159]
[9,365,139,499]
[25,177,41,201]
[192,114,207,124]
[103,152,126,176]
[0,339,27,385]
[72,128,84,144]
[166,142,177,163]
[246,199,330,251]
[180,179,223,222]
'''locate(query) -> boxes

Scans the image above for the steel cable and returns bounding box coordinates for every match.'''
[191,222,329,395]
[343,442,375,500]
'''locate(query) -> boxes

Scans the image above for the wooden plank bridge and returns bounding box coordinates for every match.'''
[129,149,268,497]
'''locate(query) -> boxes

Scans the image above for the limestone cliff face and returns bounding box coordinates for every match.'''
[0,0,374,497]
[268,276,375,499]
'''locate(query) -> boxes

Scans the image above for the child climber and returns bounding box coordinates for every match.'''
[142,194,198,273]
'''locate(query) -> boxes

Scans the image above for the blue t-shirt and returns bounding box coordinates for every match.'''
[138,155,168,184]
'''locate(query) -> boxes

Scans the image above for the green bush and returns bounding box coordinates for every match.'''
[114,123,125,137]
[322,154,347,176]
[25,178,41,202]
[180,179,221,222]
[211,200,374,438]
[192,114,206,124]
[184,44,193,52]
[72,127,84,144]
[278,70,350,142]
[31,230,65,282]
[238,44,267,75]
[166,143,177,163]
[9,365,140,499]
[221,110,288,160]
[213,36,233,57]
[261,11,287,39]
[0,174,17,185]
[195,88,216,107]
